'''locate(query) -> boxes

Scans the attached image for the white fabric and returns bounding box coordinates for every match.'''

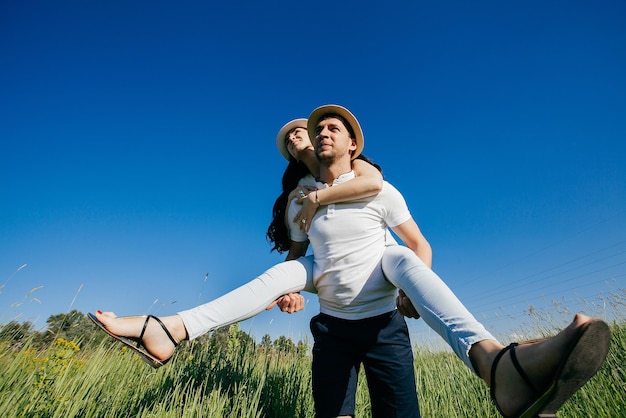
[178,173,496,373]
[289,173,398,246]
[177,246,496,373]
[178,256,315,340]
[382,245,496,372]
[290,171,411,320]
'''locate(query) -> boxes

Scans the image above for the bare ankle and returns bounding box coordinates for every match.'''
[469,339,503,385]
[169,315,188,342]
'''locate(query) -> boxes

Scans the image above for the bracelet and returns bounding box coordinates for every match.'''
[315,190,321,207]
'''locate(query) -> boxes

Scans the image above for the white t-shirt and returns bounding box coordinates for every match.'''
[288,171,411,320]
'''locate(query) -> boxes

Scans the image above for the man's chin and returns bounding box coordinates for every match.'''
[315,151,334,162]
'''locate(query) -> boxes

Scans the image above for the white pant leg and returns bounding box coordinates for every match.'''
[382,246,496,373]
[178,255,315,340]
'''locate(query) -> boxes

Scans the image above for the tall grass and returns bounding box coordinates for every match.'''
[0,335,315,418]
[1,320,624,417]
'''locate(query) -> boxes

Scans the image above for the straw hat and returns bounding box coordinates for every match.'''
[307,104,364,160]
[276,118,308,161]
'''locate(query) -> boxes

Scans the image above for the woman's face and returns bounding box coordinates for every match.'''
[285,127,314,159]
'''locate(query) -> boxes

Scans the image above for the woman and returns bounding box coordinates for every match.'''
[92,116,610,417]
[91,118,396,361]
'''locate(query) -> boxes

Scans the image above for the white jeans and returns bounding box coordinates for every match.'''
[382,245,495,371]
[178,246,495,373]
[179,257,315,338]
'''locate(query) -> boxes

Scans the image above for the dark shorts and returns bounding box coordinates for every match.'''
[309,310,420,418]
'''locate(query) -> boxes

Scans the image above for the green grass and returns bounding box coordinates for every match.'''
[1,320,624,417]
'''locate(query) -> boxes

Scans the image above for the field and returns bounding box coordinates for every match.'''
[1,310,625,418]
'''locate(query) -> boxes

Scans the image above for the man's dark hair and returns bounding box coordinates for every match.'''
[317,113,356,139]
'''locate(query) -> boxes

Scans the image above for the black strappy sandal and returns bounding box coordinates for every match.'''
[490,318,610,417]
[88,313,179,369]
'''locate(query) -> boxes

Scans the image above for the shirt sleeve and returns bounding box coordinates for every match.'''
[382,182,412,228]
[288,197,308,242]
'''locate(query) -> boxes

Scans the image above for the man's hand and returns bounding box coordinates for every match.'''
[266,292,305,314]
[396,290,420,319]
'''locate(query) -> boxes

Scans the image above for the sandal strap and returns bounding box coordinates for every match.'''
[490,342,542,416]
[509,342,541,397]
[490,343,513,415]
[138,315,179,349]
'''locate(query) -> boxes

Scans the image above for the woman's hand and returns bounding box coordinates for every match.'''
[290,186,319,232]
[293,194,320,232]
[288,185,316,204]
[285,185,317,232]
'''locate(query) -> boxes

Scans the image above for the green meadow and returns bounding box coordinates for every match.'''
[1,308,625,417]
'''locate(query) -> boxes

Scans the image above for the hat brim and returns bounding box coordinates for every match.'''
[307,105,363,160]
[276,118,308,161]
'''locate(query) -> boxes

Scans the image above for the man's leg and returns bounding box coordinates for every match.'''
[363,310,420,418]
[310,314,360,418]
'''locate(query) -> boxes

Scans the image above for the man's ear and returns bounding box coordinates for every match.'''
[349,139,357,153]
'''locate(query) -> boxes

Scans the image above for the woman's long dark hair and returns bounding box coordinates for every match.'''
[266,154,382,253]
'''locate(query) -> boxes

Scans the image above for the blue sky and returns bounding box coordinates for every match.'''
[1,1,625,347]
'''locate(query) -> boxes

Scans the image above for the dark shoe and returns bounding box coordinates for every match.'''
[88,313,178,368]
[490,318,610,417]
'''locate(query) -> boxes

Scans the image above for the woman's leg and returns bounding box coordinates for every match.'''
[179,256,314,339]
[94,256,315,359]
[381,245,496,372]
[382,246,611,417]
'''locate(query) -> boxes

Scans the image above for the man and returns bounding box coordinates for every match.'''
[285,105,610,418]
[285,104,429,417]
